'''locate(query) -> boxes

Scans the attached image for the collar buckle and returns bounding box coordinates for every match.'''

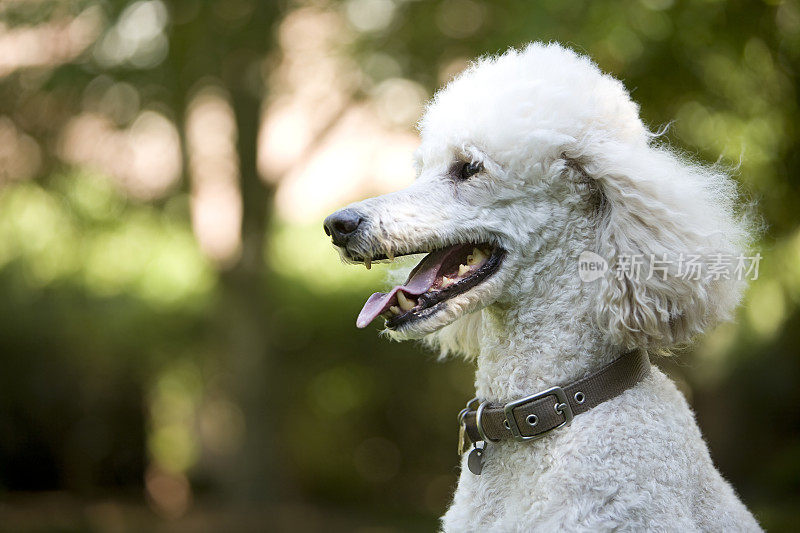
[503,386,574,442]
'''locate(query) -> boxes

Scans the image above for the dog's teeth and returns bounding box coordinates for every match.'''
[441,276,455,288]
[389,305,401,315]
[397,291,415,311]
[458,264,471,277]
[364,258,371,270]
[467,247,487,266]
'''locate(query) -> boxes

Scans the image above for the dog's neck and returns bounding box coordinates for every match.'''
[474,226,620,402]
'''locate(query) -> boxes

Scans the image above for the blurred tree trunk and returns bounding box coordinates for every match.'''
[219,65,280,502]
[165,0,284,502]
[217,11,284,503]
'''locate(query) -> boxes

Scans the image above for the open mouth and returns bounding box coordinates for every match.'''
[356,243,505,329]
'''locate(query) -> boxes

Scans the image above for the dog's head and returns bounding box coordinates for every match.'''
[324,43,754,356]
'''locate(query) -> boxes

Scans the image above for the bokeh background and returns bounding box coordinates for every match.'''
[0,0,798,531]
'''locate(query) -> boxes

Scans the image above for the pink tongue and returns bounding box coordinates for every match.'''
[356,245,469,328]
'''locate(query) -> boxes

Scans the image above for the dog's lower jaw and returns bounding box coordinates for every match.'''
[384,264,510,341]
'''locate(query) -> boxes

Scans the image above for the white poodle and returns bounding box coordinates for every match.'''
[324,42,761,532]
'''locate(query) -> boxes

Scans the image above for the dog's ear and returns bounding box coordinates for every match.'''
[574,140,755,349]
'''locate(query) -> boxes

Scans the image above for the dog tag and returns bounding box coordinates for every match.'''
[467,446,484,475]
[458,423,467,455]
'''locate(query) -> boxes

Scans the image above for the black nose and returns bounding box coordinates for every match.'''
[324,209,363,246]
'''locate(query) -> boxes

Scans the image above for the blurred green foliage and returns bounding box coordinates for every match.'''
[0,0,798,531]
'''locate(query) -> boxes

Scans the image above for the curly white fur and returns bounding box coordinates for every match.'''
[330,42,761,531]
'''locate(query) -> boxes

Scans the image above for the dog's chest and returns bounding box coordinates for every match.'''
[446,442,556,527]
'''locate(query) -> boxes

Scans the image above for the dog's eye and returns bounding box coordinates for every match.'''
[459,161,483,180]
